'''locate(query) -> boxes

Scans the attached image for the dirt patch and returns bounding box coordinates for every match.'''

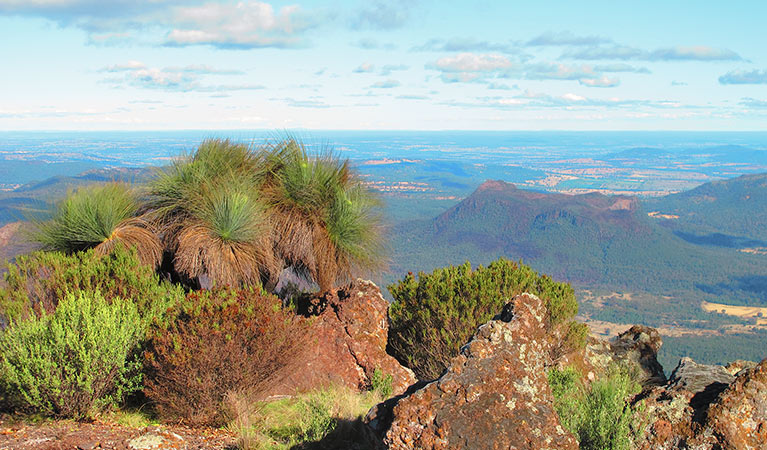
[0,416,237,450]
[701,301,767,326]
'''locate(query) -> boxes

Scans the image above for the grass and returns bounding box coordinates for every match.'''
[224,384,383,450]
[548,365,641,450]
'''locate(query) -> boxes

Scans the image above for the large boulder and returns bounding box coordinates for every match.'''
[370,293,578,450]
[586,325,666,388]
[707,359,767,449]
[261,279,415,399]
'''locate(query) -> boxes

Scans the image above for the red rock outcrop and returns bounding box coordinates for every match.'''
[261,279,415,399]
[707,359,767,449]
[372,293,578,450]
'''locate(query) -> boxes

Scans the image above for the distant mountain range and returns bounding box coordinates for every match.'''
[646,173,767,246]
[390,176,767,310]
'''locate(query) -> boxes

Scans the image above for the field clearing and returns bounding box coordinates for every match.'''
[701,301,767,326]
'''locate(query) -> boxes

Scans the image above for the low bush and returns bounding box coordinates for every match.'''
[388,258,580,380]
[143,288,304,426]
[369,368,393,399]
[0,246,184,327]
[0,291,143,419]
[548,365,641,450]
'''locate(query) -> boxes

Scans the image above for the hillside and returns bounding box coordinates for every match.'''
[646,172,767,245]
[0,167,155,227]
[393,180,763,292]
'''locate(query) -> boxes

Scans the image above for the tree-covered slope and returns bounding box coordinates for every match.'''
[646,173,767,243]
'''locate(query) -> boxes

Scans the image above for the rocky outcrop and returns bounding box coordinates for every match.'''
[262,279,415,399]
[707,359,767,449]
[586,325,666,388]
[369,293,577,450]
[634,358,767,450]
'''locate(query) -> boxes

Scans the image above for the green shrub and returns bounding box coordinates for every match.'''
[143,288,304,426]
[0,246,184,327]
[388,258,579,380]
[370,368,393,399]
[548,365,641,450]
[0,291,143,419]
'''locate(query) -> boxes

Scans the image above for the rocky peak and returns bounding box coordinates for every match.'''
[368,293,578,450]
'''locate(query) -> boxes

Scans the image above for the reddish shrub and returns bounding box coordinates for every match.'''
[143,288,303,426]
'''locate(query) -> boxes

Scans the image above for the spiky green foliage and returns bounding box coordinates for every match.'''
[32,183,161,267]
[148,139,276,288]
[264,138,384,292]
[173,177,275,288]
[148,138,262,224]
[0,291,143,419]
[387,258,580,380]
[549,365,641,450]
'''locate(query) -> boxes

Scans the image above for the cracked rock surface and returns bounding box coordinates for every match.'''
[370,293,577,450]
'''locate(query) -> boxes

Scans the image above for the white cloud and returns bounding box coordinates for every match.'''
[354,63,376,73]
[562,44,742,62]
[380,64,409,75]
[352,1,410,30]
[370,79,401,88]
[579,75,620,88]
[429,53,513,73]
[719,69,767,85]
[165,2,311,49]
[100,61,261,92]
[526,31,612,46]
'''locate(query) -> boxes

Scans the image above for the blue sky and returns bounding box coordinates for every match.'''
[1,0,766,130]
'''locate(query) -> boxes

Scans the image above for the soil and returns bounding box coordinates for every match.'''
[0,415,237,450]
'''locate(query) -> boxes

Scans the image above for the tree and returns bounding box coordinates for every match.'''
[261,138,385,292]
[32,183,161,267]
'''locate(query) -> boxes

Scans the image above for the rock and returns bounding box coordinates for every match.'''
[724,359,758,376]
[707,359,767,449]
[586,324,666,388]
[262,279,416,399]
[668,357,735,412]
[127,431,185,450]
[373,293,578,450]
[634,357,767,450]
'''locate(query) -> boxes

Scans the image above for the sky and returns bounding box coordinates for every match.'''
[1,0,766,131]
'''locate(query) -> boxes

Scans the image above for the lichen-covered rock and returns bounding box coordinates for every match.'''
[586,325,666,388]
[262,279,415,399]
[668,357,735,413]
[374,293,578,450]
[634,358,767,450]
[724,360,758,377]
[707,359,767,449]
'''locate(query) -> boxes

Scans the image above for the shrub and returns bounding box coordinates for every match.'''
[32,183,161,267]
[0,246,184,327]
[388,258,580,380]
[0,291,142,419]
[548,365,641,450]
[370,368,393,399]
[143,288,303,426]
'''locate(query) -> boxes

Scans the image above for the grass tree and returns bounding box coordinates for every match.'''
[148,139,277,288]
[263,138,385,292]
[32,182,162,267]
